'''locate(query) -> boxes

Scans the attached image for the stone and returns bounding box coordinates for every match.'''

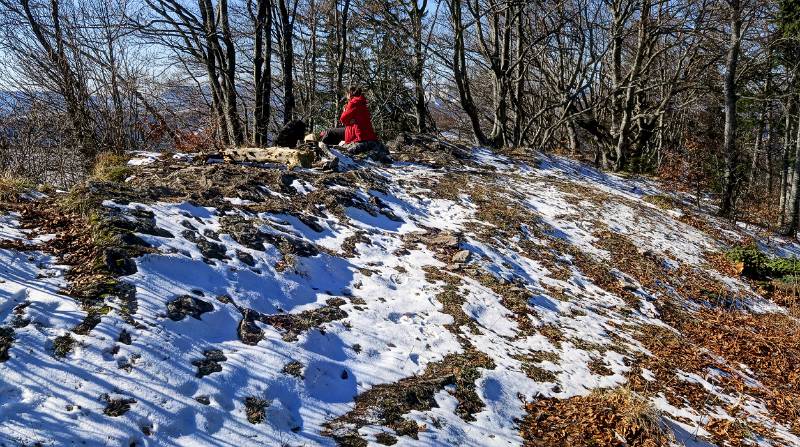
[181,229,199,243]
[166,295,214,321]
[451,250,471,263]
[236,250,256,267]
[196,238,228,260]
[103,248,137,275]
[431,233,459,248]
[224,146,315,169]
[118,329,132,345]
[192,349,227,377]
[238,309,264,345]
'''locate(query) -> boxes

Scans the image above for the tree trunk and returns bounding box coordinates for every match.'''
[718,0,742,218]
[781,110,800,236]
[449,0,486,146]
[218,0,244,145]
[253,0,272,146]
[411,0,427,133]
[278,0,295,124]
[779,99,793,224]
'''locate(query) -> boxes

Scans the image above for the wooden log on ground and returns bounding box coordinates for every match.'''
[223,146,315,168]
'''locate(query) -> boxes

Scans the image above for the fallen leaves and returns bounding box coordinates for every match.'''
[522,388,672,447]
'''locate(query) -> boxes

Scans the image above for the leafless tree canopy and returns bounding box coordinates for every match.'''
[0,0,799,226]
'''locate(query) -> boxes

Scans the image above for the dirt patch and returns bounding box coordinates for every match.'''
[166,295,215,321]
[231,296,349,345]
[323,348,494,444]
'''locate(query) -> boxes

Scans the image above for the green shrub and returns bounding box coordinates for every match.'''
[726,244,800,281]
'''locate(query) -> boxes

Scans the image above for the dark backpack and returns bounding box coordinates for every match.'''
[274,120,307,148]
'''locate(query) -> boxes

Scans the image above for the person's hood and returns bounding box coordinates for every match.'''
[348,95,367,107]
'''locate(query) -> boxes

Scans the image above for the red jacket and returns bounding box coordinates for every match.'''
[340,95,377,144]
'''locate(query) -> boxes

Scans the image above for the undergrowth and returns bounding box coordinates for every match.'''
[0,171,34,202]
[91,153,131,183]
[726,244,800,281]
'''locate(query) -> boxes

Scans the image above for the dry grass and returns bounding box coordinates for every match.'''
[91,152,131,182]
[522,387,672,447]
[0,171,33,202]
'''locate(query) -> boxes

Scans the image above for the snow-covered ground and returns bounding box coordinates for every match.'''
[1,148,799,446]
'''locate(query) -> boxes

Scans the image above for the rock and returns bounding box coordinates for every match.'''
[295,214,325,232]
[238,309,264,345]
[192,349,227,377]
[236,250,256,266]
[202,229,220,241]
[261,232,319,257]
[221,217,266,251]
[118,329,132,345]
[195,395,211,405]
[196,238,228,260]
[431,233,459,248]
[0,327,13,362]
[106,209,173,238]
[181,229,199,243]
[451,250,471,263]
[203,349,226,362]
[115,232,152,248]
[102,247,137,275]
[166,295,214,321]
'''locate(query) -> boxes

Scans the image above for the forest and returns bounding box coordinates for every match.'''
[0,0,799,230]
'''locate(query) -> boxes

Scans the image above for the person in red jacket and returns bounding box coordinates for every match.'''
[321,87,378,145]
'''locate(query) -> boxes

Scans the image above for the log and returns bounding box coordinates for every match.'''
[224,146,315,168]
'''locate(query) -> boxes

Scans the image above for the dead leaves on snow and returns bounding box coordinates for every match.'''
[522,388,672,447]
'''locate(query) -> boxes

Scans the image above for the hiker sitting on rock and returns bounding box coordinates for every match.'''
[321,87,376,146]
[316,87,390,163]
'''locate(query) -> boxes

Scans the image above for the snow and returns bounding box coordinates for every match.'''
[127,151,163,166]
[1,149,798,446]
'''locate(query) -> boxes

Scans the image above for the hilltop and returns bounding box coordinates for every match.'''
[1,138,799,447]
